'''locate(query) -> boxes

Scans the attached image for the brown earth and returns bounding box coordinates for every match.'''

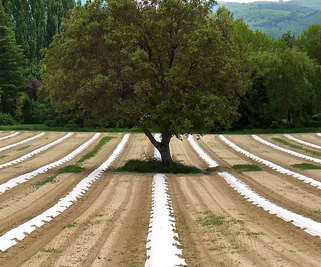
[0,132,320,266]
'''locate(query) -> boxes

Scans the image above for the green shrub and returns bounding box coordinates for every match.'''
[0,113,16,125]
[116,159,202,174]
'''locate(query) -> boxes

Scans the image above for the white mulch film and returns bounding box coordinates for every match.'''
[187,135,219,167]
[218,172,321,238]
[0,132,73,169]
[0,131,20,141]
[145,174,186,267]
[219,135,321,190]
[189,134,321,239]
[0,134,130,253]
[284,134,321,150]
[154,133,162,160]
[0,133,101,195]
[0,132,45,152]
[252,135,321,164]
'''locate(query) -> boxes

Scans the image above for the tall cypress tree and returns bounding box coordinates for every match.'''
[2,0,75,79]
[0,1,25,115]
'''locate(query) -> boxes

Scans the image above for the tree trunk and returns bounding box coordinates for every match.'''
[158,141,173,166]
[139,126,174,166]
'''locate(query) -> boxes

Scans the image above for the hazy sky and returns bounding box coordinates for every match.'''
[218,0,290,3]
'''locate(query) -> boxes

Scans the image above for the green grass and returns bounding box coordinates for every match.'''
[0,155,8,160]
[2,123,321,135]
[246,232,265,237]
[58,164,85,174]
[62,221,77,229]
[32,175,57,188]
[116,159,202,174]
[77,136,113,164]
[291,163,321,170]
[232,164,262,172]
[17,146,30,151]
[272,138,321,157]
[0,124,145,133]
[40,248,62,253]
[196,211,225,226]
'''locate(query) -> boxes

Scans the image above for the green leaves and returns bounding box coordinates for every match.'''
[42,0,250,164]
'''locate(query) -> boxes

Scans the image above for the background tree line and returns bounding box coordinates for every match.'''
[1,0,321,132]
[215,6,321,131]
[0,0,76,125]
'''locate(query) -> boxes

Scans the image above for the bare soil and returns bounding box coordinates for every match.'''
[0,132,321,266]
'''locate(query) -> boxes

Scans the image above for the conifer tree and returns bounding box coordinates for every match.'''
[0,1,25,115]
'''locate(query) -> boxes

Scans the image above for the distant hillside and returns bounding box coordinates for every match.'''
[216,0,321,38]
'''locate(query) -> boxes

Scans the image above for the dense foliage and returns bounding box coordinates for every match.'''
[41,0,250,165]
[0,0,76,124]
[0,0,321,138]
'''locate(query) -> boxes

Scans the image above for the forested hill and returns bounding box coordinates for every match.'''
[217,0,321,38]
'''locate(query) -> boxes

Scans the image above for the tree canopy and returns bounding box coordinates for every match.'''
[41,0,250,165]
[297,23,321,65]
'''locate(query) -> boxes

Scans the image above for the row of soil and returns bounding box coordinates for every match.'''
[171,134,321,266]
[1,132,321,266]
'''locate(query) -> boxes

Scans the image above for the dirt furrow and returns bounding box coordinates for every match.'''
[110,134,149,169]
[21,173,133,266]
[0,132,67,164]
[0,132,37,148]
[262,133,321,152]
[169,136,209,169]
[1,132,321,267]
[169,174,321,266]
[0,132,97,183]
[0,134,122,234]
[199,135,321,221]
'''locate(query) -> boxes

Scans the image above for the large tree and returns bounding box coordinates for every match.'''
[253,48,320,126]
[297,23,321,65]
[0,1,25,115]
[41,0,250,166]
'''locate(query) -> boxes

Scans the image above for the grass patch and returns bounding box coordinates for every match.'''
[58,164,85,174]
[232,164,262,172]
[33,175,57,188]
[272,138,321,157]
[82,220,102,227]
[62,221,77,229]
[0,155,8,160]
[246,232,265,237]
[197,211,225,226]
[116,159,202,174]
[40,248,62,253]
[77,136,113,164]
[291,163,321,170]
[17,146,30,151]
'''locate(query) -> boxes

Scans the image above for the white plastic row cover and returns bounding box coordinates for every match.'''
[154,133,161,160]
[0,132,45,152]
[284,134,321,150]
[0,132,73,169]
[0,133,101,195]
[0,134,130,252]
[145,174,186,267]
[252,135,321,164]
[219,135,321,190]
[187,135,219,168]
[219,172,321,238]
[0,132,20,141]
[188,134,321,240]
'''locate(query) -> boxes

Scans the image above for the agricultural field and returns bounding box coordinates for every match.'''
[0,131,321,266]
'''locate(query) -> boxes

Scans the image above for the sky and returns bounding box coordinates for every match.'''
[218,0,290,3]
